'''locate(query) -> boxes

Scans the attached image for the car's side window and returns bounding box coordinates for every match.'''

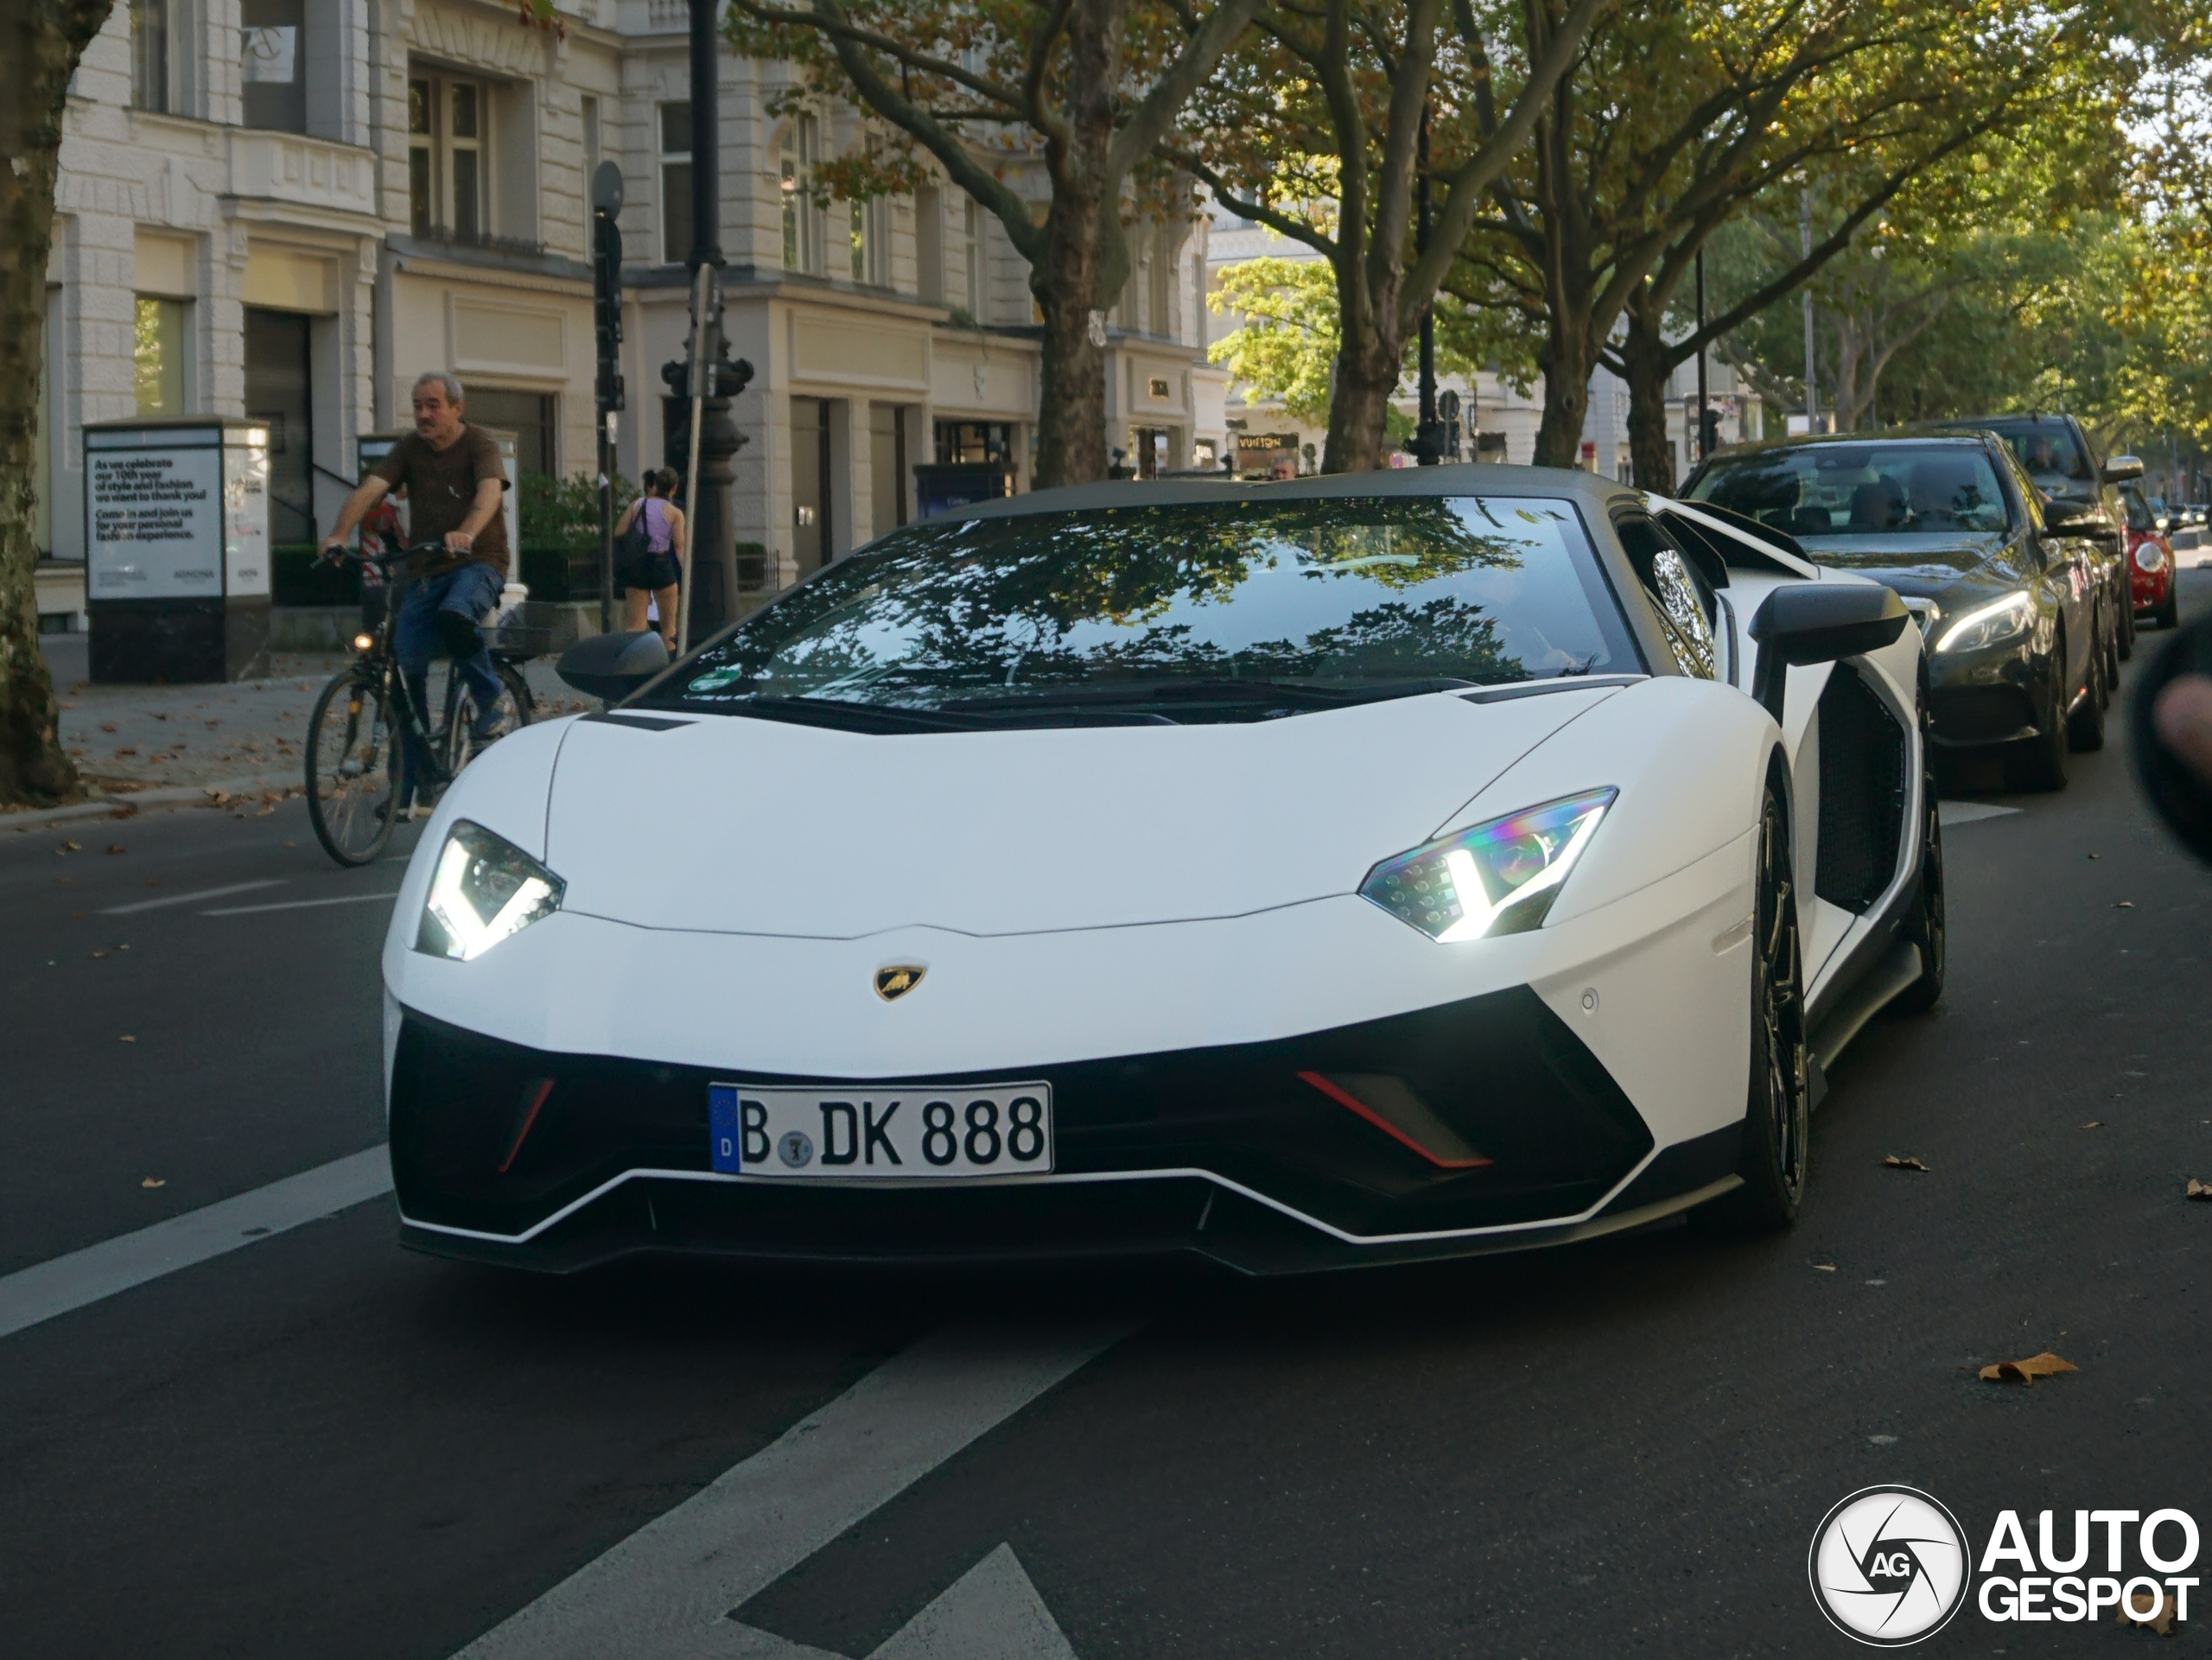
[1616,515,1718,680]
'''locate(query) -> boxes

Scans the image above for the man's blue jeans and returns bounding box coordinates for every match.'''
[395,563,505,801]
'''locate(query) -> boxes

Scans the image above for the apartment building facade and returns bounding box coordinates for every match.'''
[35,0,1228,626]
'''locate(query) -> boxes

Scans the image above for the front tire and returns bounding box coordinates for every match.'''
[2068,635,2107,752]
[306,671,398,868]
[2116,580,2137,659]
[2004,653,2070,792]
[1694,772,1809,1233]
[1895,695,1946,1014]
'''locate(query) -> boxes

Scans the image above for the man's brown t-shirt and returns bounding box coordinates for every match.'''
[372,424,510,580]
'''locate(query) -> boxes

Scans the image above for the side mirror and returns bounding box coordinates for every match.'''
[2132,617,2212,864]
[1746,583,1909,724]
[557,630,670,702]
[2103,455,2145,484]
[2040,498,2103,537]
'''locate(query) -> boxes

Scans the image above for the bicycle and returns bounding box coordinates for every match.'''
[304,542,547,867]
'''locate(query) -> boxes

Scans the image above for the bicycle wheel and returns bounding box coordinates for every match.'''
[306,671,398,867]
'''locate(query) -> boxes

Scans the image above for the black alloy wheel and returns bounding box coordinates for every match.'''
[2068,632,2108,752]
[2153,581,2180,631]
[1896,690,1947,1014]
[1694,772,1809,1233]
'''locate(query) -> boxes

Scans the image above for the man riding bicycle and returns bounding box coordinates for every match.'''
[321,371,511,811]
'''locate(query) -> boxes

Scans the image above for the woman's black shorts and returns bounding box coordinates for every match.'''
[620,551,682,592]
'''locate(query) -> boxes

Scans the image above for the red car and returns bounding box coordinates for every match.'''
[2124,487,2177,629]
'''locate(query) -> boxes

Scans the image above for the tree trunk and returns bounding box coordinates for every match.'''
[2,0,109,806]
[1322,272,1407,474]
[1032,202,1109,488]
[1531,312,1595,470]
[1619,298,1680,491]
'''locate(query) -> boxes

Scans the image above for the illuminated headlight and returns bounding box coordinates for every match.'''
[2135,543,2165,572]
[353,632,375,652]
[416,820,563,960]
[1934,591,2033,653]
[1360,788,1617,942]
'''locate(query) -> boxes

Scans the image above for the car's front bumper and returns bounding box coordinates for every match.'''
[388,990,1752,1275]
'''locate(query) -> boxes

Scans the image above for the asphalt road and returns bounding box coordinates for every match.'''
[4,578,2209,1659]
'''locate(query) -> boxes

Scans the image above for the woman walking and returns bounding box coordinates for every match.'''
[614,469,685,650]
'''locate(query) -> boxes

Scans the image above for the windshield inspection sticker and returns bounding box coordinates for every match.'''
[1808,1487,2199,1644]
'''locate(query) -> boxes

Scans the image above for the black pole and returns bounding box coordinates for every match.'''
[1415,101,1438,466]
[1694,248,1708,467]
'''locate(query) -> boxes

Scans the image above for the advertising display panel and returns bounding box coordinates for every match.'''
[86,431,226,599]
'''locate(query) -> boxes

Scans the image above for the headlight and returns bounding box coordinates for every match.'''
[1933,591,2033,653]
[2135,542,2165,572]
[1360,788,1617,942]
[416,820,564,960]
[353,632,375,652]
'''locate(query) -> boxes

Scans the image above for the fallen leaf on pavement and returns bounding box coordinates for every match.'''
[2113,900,2135,909]
[2187,1180,2211,1201]
[2119,1587,2175,1633]
[141,1178,165,1189]
[1980,1352,2077,1384]
[109,804,137,819]
[204,788,230,805]
[105,843,125,855]
[282,841,297,849]
[2088,852,2101,860]
[118,1034,135,1043]
[1812,1263,1837,1272]
[1884,1155,1929,1171]
[256,805,276,817]
[57,839,80,854]
[90,951,109,960]
[2079,1121,2102,1130]
[99,721,118,733]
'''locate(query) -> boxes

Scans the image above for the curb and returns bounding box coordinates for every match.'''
[4,773,300,832]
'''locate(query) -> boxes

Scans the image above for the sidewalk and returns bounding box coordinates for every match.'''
[9,649,590,830]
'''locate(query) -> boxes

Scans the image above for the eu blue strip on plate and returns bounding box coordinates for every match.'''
[708,1084,743,1172]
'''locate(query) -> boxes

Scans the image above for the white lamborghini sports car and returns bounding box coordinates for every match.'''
[382,467,1942,1273]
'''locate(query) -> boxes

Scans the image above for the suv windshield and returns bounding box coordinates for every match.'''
[652,495,1637,725]
[1971,417,2095,493]
[1688,443,2011,539]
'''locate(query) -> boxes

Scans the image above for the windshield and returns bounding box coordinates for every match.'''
[652,495,1637,724]
[1974,418,2094,493]
[1688,444,2012,539]
[2121,487,2153,533]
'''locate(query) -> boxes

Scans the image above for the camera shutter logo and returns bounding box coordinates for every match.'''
[1808,1486,1971,1645]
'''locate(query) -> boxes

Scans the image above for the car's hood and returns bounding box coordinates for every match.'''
[543,687,1624,938]
[1801,533,2009,582]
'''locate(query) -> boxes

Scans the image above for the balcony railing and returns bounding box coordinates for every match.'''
[227,129,378,219]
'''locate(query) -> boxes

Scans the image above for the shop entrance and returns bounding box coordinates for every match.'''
[244,308,314,548]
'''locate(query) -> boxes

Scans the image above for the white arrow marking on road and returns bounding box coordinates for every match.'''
[0,1146,392,1340]
[97,879,287,914]
[1937,801,2021,827]
[454,1323,1135,1660]
[724,1544,1077,1660]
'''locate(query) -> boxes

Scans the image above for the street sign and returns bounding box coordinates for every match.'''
[590,159,624,217]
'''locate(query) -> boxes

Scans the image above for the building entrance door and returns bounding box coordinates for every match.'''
[792,397,830,575]
[244,308,314,546]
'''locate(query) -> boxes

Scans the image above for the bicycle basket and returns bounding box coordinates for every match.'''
[480,600,569,661]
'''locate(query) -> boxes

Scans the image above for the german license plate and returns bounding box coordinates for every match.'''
[708,1083,1053,1177]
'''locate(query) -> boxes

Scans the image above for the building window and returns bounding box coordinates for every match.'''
[582,96,601,180]
[134,296,187,416]
[935,421,1011,466]
[658,101,691,265]
[850,195,890,286]
[130,0,169,113]
[408,73,491,243]
[241,0,306,133]
[915,185,943,304]
[780,117,820,274]
[1150,225,1175,341]
[960,198,982,317]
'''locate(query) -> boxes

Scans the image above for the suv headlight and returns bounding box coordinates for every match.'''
[1360,788,1617,942]
[416,820,564,960]
[1934,590,2033,653]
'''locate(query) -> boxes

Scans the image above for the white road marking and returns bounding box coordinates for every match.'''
[1938,800,2021,827]
[201,891,400,916]
[454,1320,1137,1660]
[97,879,287,914]
[868,1544,1077,1660]
[0,1147,392,1341]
